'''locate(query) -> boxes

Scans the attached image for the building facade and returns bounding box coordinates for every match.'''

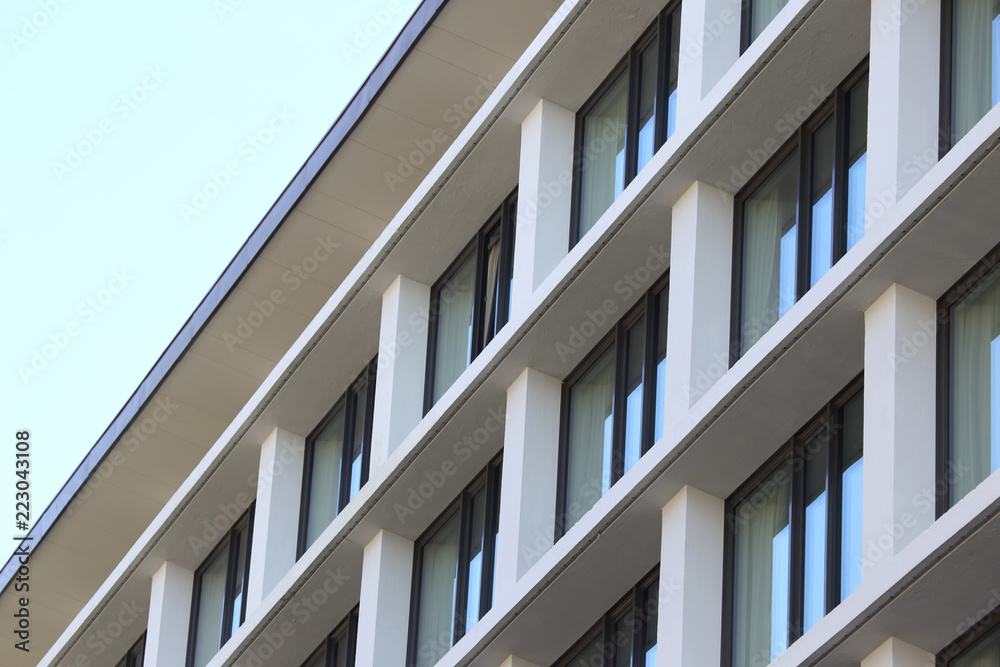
[12,0,1000,665]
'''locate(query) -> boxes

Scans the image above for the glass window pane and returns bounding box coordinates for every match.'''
[846,75,868,252]
[623,316,647,473]
[347,381,370,504]
[129,636,146,667]
[415,512,461,667]
[307,407,346,548]
[567,636,604,667]
[809,118,835,287]
[637,38,659,174]
[732,461,792,667]
[481,225,503,347]
[953,623,1000,666]
[464,487,488,633]
[489,466,502,607]
[803,430,829,633]
[433,254,477,404]
[740,150,799,357]
[565,346,616,531]
[951,0,1000,145]
[229,521,250,636]
[504,202,516,327]
[302,645,327,667]
[750,0,790,44]
[641,581,658,666]
[840,391,864,600]
[332,629,350,667]
[579,72,629,238]
[654,288,668,444]
[666,9,680,140]
[192,547,229,667]
[950,264,1000,505]
[611,608,635,667]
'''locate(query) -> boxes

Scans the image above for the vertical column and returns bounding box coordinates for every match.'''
[495,368,562,596]
[663,181,733,432]
[861,637,934,667]
[866,0,941,224]
[144,561,194,667]
[862,284,937,580]
[657,486,724,667]
[355,530,414,667]
[676,0,742,124]
[372,275,430,468]
[247,427,305,608]
[512,99,575,319]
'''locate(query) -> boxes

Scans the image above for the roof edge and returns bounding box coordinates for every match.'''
[0,0,448,593]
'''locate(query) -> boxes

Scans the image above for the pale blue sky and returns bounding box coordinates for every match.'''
[0,0,421,535]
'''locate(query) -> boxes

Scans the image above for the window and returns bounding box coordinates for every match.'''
[741,0,790,51]
[938,247,1000,510]
[408,456,502,667]
[941,0,1000,153]
[425,191,517,410]
[188,506,255,667]
[301,607,358,667]
[572,3,681,243]
[299,358,377,555]
[939,612,1000,666]
[733,63,868,360]
[553,570,660,667]
[724,380,863,667]
[557,280,668,536]
[115,634,146,667]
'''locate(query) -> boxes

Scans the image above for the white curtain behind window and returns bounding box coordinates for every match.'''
[951,268,1000,503]
[732,462,792,667]
[953,0,995,142]
[416,513,460,667]
[580,74,628,238]
[954,624,1000,666]
[192,548,228,667]
[433,255,476,404]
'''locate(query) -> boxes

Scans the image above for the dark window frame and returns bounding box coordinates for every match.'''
[730,59,869,365]
[555,275,669,540]
[300,606,360,667]
[569,1,682,248]
[406,454,503,666]
[935,241,1000,516]
[298,357,378,558]
[115,633,146,667]
[937,609,1000,665]
[186,504,255,667]
[552,568,660,667]
[424,190,518,414]
[721,376,863,667]
[939,0,956,156]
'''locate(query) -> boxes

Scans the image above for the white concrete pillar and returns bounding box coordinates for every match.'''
[861,637,934,667]
[355,530,414,667]
[144,561,194,667]
[498,657,540,667]
[658,486,724,667]
[862,284,937,580]
[495,369,562,595]
[246,427,305,608]
[372,275,430,467]
[866,0,941,223]
[512,99,575,317]
[676,0,742,124]
[663,181,733,432]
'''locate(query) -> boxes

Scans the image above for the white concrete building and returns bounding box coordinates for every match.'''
[8,0,1000,665]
